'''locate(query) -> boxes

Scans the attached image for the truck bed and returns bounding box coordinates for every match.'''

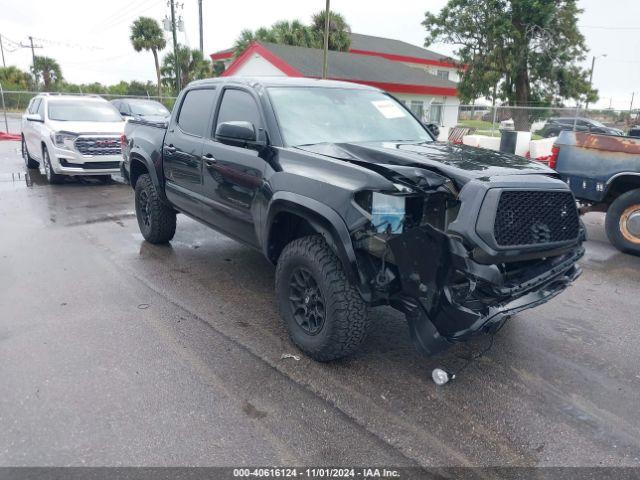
[554,131,640,203]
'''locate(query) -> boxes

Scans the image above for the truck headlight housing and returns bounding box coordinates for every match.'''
[51,132,77,150]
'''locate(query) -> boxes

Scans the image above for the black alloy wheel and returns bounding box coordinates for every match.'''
[288,266,326,335]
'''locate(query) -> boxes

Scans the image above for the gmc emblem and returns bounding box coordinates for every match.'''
[95,140,117,148]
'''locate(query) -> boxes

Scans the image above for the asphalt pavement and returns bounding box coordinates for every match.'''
[1,131,639,467]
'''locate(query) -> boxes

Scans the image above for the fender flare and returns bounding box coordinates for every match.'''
[128,147,168,202]
[264,192,364,291]
[605,172,640,197]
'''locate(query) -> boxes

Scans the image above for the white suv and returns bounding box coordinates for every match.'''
[21,94,125,184]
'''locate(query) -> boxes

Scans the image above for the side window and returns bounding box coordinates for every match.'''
[29,98,41,114]
[215,89,262,133]
[37,99,45,117]
[177,88,217,136]
[410,100,424,121]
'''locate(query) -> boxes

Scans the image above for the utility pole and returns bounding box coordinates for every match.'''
[19,36,43,90]
[0,34,6,68]
[630,92,635,113]
[586,54,607,110]
[169,0,181,92]
[321,0,330,79]
[198,0,203,56]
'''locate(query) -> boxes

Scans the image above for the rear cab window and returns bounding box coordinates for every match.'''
[177,88,217,137]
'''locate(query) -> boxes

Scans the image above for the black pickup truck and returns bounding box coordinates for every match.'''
[122,77,584,362]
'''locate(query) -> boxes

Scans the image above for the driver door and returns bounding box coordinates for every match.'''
[200,87,266,246]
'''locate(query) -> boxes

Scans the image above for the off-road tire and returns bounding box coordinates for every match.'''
[22,136,39,169]
[134,173,176,244]
[275,235,368,362]
[605,189,640,255]
[42,146,65,184]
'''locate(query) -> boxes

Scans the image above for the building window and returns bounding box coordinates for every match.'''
[436,70,449,80]
[410,100,424,121]
[429,102,443,125]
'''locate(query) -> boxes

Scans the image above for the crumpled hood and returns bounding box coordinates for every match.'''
[296,141,555,188]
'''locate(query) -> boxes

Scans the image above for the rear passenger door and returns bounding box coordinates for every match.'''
[200,87,266,246]
[163,87,217,213]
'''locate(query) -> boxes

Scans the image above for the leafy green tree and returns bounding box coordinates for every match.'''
[309,10,351,51]
[31,56,62,91]
[161,46,211,93]
[130,16,166,97]
[423,0,596,129]
[233,10,350,57]
[0,66,31,90]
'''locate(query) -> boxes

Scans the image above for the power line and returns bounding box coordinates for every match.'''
[579,24,640,31]
[100,0,159,27]
[99,0,165,31]
[31,36,103,51]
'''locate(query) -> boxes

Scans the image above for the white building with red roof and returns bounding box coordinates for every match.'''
[211,33,461,127]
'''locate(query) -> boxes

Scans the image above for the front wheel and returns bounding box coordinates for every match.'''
[134,173,176,244]
[275,235,368,362]
[605,189,640,255]
[42,147,65,184]
[22,136,38,169]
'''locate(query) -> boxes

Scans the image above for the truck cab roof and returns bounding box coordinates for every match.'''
[187,76,380,92]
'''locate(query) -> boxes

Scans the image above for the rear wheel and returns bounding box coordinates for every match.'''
[134,173,176,244]
[42,147,65,184]
[275,235,368,362]
[605,189,640,255]
[21,136,38,169]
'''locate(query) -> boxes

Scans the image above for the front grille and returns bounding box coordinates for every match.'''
[494,191,580,247]
[60,159,120,170]
[74,136,121,156]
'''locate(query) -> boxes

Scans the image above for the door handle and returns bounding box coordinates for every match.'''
[203,153,217,167]
[164,144,177,154]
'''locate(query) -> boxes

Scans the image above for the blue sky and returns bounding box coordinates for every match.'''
[1,0,638,109]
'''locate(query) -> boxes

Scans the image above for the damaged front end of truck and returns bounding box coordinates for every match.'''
[345,151,585,356]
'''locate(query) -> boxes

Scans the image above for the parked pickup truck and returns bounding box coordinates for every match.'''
[554,131,640,255]
[122,77,584,361]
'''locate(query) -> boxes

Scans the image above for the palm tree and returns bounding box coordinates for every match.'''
[271,20,315,48]
[0,66,31,90]
[130,16,166,97]
[232,11,351,57]
[233,27,278,57]
[31,56,62,91]
[161,46,212,92]
[310,10,351,51]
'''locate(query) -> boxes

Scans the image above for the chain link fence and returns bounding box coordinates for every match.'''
[0,90,177,114]
[3,89,639,139]
[436,103,638,138]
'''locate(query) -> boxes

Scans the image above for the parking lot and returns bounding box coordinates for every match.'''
[1,119,640,467]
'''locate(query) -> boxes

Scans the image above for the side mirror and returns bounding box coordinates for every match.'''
[26,113,43,123]
[425,122,440,138]
[120,111,131,117]
[215,121,261,146]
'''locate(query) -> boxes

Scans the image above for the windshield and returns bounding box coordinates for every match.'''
[588,119,607,128]
[48,100,123,122]
[268,87,432,146]
[128,100,170,116]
